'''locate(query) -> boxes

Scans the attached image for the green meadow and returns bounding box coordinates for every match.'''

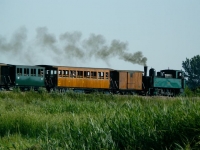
[0,90,200,150]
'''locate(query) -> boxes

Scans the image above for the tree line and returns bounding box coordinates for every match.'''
[182,55,200,94]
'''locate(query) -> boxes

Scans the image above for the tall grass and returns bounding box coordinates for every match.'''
[0,90,200,149]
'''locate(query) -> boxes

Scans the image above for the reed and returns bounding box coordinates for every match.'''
[0,91,199,149]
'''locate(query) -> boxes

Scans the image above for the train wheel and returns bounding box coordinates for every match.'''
[120,91,125,95]
[49,88,54,93]
[61,89,66,93]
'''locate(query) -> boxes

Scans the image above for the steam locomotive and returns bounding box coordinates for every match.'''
[0,63,185,96]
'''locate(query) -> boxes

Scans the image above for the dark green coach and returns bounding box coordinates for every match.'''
[0,64,45,90]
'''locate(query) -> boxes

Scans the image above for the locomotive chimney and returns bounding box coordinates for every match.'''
[144,66,148,76]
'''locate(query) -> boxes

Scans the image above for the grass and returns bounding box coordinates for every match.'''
[0,90,200,149]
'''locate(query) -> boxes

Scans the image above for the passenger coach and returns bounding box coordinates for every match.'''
[0,64,45,90]
[39,65,111,93]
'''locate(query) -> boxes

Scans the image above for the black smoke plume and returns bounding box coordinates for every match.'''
[0,27,147,66]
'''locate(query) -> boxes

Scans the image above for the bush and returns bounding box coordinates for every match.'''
[184,86,194,97]
[194,88,200,97]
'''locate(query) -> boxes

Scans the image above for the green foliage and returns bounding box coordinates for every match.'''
[184,86,200,97]
[182,55,200,90]
[0,92,200,149]
[12,87,21,93]
[37,87,47,94]
[193,88,200,97]
[184,86,194,97]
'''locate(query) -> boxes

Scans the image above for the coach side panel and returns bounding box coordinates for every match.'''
[57,67,110,89]
[128,72,143,90]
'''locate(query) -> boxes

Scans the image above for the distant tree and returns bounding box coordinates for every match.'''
[182,55,200,90]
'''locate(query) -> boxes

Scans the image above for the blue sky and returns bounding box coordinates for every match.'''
[0,0,200,72]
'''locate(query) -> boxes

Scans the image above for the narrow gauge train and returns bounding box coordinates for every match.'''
[0,63,185,96]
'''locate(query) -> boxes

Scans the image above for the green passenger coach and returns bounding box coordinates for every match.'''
[0,64,45,90]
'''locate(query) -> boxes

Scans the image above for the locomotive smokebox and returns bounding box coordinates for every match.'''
[144,66,148,76]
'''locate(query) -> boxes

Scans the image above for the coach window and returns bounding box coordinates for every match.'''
[84,71,90,78]
[41,69,44,77]
[98,72,104,79]
[17,68,22,76]
[31,69,36,76]
[62,70,65,77]
[70,70,76,78]
[46,70,50,75]
[27,68,29,76]
[106,72,109,79]
[63,70,69,77]
[91,71,97,79]
[23,68,26,76]
[77,71,83,78]
[38,69,44,77]
[58,70,62,77]
[24,68,29,76]
[54,70,57,75]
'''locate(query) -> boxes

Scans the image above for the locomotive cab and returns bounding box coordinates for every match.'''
[158,69,184,79]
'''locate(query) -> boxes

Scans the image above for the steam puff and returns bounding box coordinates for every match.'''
[36,27,59,53]
[60,31,84,59]
[0,27,27,53]
[0,27,147,66]
[122,51,147,66]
